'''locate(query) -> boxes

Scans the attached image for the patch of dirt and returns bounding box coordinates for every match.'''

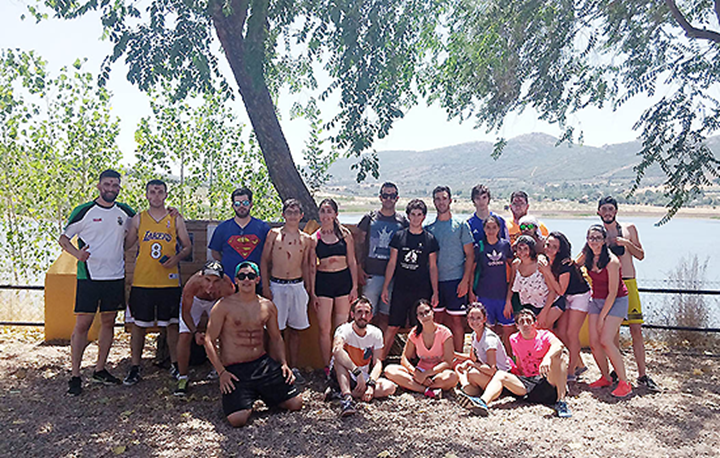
[1,327,719,457]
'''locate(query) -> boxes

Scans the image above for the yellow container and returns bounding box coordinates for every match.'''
[44,249,101,341]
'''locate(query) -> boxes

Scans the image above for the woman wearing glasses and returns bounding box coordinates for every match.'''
[309,198,359,373]
[578,224,632,397]
[384,300,458,398]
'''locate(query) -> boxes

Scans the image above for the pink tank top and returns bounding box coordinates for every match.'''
[588,266,628,299]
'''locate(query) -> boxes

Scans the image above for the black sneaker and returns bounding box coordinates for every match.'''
[169,363,180,380]
[174,378,189,396]
[123,366,141,386]
[637,375,661,392]
[340,395,356,418]
[454,387,489,417]
[67,376,82,396]
[92,369,122,385]
[323,386,343,403]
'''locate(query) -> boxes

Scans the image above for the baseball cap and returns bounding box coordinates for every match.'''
[202,260,224,278]
[235,261,260,278]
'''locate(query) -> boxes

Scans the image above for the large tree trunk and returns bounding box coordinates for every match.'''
[210,0,319,220]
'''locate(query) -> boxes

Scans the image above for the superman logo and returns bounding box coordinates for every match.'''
[228,235,260,259]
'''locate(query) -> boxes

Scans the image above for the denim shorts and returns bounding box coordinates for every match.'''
[588,295,629,319]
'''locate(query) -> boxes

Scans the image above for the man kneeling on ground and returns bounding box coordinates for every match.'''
[204,261,302,427]
[327,297,397,417]
[459,309,572,418]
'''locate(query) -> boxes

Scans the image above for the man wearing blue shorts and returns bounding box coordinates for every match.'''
[357,182,408,332]
[425,186,474,352]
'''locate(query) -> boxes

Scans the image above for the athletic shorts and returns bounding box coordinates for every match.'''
[622,278,644,324]
[315,269,352,298]
[388,287,431,328]
[516,375,559,405]
[588,295,629,319]
[221,354,299,416]
[478,297,514,326]
[270,279,310,331]
[75,279,125,314]
[364,275,391,316]
[179,297,217,334]
[566,291,592,313]
[127,287,181,327]
[519,297,565,318]
[436,279,466,316]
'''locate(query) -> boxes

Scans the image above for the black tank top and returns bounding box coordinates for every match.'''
[316,233,347,259]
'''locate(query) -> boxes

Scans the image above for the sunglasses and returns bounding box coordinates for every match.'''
[236,272,258,280]
[417,308,433,317]
[380,193,398,200]
[519,223,536,231]
[587,235,604,242]
[233,200,251,207]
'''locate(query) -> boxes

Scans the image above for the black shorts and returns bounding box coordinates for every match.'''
[516,375,558,405]
[222,354,299,416]
[315,269,352,298]
[128,287,181,327]
[388,287,431,328]
[75,279,125,314]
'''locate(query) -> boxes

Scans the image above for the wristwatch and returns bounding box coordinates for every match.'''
[351,367,362,377]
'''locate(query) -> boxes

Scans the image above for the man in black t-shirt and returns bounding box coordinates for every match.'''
[357,182,409,332]
[380,199,439,359]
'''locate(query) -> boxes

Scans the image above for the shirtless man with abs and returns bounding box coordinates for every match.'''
[204,261,302,427]
[260,199,313,381]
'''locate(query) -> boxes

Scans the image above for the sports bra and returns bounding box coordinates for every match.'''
[316,232,347,259]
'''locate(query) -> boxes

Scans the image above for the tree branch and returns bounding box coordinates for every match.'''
[665,0,720,44]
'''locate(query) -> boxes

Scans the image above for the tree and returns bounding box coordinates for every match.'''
[39,0,442,220]
[423,0,720,222]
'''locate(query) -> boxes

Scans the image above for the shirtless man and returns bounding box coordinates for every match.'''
[174,261,236,396]
[260,199,313,380]
[597,196,660,392]
[204,261,302,427]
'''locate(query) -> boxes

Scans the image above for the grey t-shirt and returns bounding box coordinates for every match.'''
[425,216,473,282]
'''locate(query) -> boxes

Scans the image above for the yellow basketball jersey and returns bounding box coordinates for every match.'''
[133,211,180,287]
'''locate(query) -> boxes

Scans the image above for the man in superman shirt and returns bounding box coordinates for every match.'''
[209,187,270,285]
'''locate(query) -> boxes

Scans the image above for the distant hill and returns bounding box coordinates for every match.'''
[324,133,720,202]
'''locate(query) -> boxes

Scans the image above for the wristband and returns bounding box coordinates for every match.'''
[351,367,362,377]
[366,379,376,388]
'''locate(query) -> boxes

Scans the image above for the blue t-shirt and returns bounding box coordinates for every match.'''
[208,217,270,279]
[475,239,513,300]
[467,212,509,247]
[425,216,473,282]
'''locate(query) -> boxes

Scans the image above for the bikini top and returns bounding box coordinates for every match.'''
[315,232,347,259]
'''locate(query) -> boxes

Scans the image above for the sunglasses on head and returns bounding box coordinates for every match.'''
[380,193,398,200]
[519,223,536,231]
[233,200,251,207]
[236,272,258,280]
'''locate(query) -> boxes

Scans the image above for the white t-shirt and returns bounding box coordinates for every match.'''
[63,201,135,280]
[471,327,511,372]
[332,322,384,378]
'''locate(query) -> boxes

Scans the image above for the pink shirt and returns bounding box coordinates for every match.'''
[510,329,555,377]
[408,324,453,371]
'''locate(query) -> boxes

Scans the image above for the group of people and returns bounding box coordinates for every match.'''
[60,170,659,427]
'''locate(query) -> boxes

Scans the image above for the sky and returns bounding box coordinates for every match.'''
[0,0,661,165]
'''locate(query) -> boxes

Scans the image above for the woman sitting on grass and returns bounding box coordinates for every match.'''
[384,300,458,398]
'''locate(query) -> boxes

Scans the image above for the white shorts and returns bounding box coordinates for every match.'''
[566,291,592,313]
[179,297,217,334]
[271,280,310,331]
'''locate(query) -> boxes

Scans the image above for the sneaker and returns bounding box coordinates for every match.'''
[67,377,82,396]
[292,368,306,385]
[169,363,180,380]
[92,369,122,385]
[567,374,577,383]
[424,387,443,399]
[574,366,588,377]
[323,386,343,403]
[610,370,618,383]
[174,378,189,396]
[637,375,661,392]
[454,387,489,417]
[554,400,572,418]
[206,368,219,380]
[588,377,612,388]
[611,380,632,398]
[340,395,356,418]
[123,366,141,386]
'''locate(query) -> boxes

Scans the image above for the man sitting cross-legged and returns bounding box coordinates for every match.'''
[327,297,397,418]
[461,308,572,418]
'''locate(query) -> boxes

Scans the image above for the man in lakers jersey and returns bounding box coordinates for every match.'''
[123,179,192,385]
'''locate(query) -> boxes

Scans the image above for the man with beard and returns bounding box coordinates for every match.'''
[209,187,270,285]
[59,169,136,396]
[425,186,475,352]
[597,196,660,392]
[326,297,396,417]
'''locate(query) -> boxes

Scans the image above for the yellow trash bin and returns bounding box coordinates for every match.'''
[44,250,102,342]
